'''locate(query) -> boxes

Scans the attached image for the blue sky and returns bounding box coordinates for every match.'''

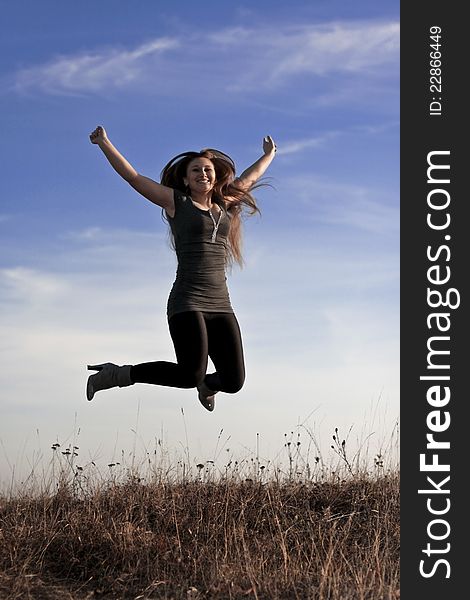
[0,0,399,484]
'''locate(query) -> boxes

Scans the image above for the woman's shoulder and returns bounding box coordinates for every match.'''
[173,188,189,200]
[173,189,193,206]
[168,189,192,219]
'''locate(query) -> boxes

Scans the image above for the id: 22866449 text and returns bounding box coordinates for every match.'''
[429,26,443,116]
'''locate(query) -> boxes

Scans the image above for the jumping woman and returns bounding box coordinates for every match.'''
[86,126,276,411]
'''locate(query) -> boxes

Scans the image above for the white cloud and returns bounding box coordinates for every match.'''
[13,38,179,95]
[276,174,398,236]
[276,131,339,155]
[1,267,69,302]
[211,21,399,92]
[275,121,398,156]
[270,22,399,80]
[11,20,398,97]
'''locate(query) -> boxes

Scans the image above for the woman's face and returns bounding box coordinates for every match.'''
[184,157,216,194]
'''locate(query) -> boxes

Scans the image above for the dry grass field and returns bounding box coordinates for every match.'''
[0,428,399,599]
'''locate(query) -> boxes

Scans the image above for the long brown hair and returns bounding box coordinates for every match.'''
[160,149,261,266]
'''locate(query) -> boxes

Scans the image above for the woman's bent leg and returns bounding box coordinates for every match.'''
[204,313,245,394]
[130,312,208,388]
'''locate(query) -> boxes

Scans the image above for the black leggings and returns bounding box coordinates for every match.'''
[130,311,245,393]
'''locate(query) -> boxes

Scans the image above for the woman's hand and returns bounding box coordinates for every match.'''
[89,125,109,145]
[263,135,277,156]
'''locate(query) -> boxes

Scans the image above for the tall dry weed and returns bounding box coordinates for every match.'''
[0,426,399,599]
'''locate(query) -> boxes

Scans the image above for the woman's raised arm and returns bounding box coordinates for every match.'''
[235,135,277,191]
[89,126,175,216]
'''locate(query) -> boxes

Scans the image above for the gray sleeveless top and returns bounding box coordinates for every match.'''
[166,190,234,319]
